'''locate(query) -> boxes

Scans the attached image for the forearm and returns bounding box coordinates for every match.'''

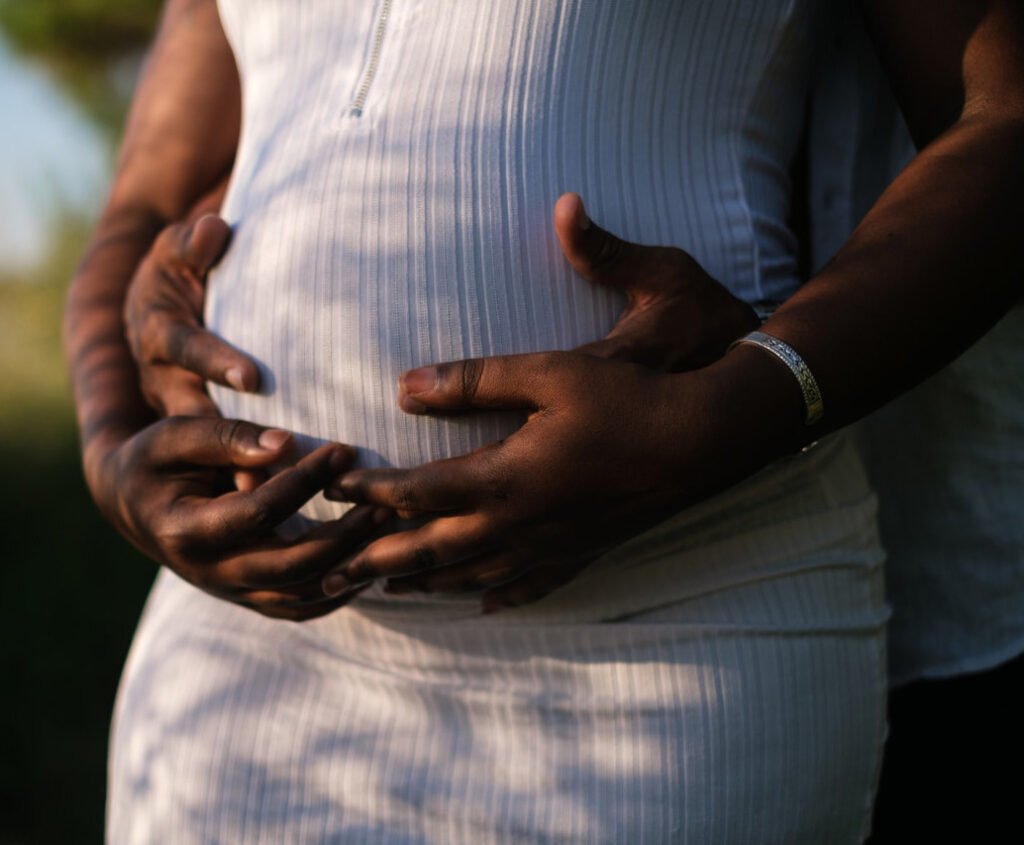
[664,116,1023,499]
[65,181,229,484]
[63,0,238,489]
[680,0,1024,477]
[768,112,1023,434]
[65,209,165,479]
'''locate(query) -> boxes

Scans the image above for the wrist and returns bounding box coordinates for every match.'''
[658,343,810,497]
[81,426,133,505]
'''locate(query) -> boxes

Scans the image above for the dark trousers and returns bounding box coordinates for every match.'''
[868,651,1024,843]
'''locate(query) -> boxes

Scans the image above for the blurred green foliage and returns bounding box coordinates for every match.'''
[1,3,163,842]
[0,0,162,132]
[0,219,158,845]
[0,0,160,58]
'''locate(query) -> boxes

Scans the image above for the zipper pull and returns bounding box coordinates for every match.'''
[348,0,392,118]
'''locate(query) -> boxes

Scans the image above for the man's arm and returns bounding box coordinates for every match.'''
[63,0,377,620]
[64,0,240,486]
[318,0,1024,608]
[748,0,1024,445]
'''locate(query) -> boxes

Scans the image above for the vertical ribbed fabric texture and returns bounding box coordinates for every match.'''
[208,0,825,492]
[108,3,890,842]
[109,435,888,844]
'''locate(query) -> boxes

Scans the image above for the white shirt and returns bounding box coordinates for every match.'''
[806,5,1024,685]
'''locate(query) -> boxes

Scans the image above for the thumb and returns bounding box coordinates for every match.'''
[396,353,558,415]
[553,192,652,292]
[180,214,232,277]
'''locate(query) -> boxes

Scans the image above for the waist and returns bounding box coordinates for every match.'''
[337,432,887,625]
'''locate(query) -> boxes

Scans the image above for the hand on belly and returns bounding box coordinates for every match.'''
[316,195,761,611]
[130,194,757,611]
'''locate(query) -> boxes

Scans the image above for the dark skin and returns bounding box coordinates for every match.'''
[64,0,376,620]
[316,0,1024,605]
[75,2,1024,613]
[126,191,762,610]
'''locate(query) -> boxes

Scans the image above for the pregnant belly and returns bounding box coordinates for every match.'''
[206,174,622,522]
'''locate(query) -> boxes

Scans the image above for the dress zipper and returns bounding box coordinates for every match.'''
[349,0,392,117]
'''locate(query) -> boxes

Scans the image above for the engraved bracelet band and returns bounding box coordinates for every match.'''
[728,330,824,426]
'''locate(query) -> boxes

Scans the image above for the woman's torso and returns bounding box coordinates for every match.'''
[208,0,827,500]
[107,9,891,836]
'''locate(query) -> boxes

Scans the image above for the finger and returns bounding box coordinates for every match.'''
[396,351,571,415]
[387,549,523,595]
[481,558,586,614]
[147,417,303,468]
[223,505,386,589]
[178,214,232,275]
[195,442,357,538]
[327,449,499,512]
[233,468,266,493]
[145,367,221,417]
[156,321,261,393]
[322,513,496,596]
[238,585,367,622]
[553,192,650,290]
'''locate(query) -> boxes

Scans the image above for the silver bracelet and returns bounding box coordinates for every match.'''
[728,330,824,426]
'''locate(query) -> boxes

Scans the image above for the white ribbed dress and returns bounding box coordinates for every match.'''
[108,2,890,842]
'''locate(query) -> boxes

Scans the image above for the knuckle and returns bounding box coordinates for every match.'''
[140,380,168,416]
[172,222,195,260]
[534,350,571,382]
[338,473,368,503]
[392,476,420,512]
[216,418,247,454]
[243,496,276,531]
[170,325,203,372]
[288,458,321,496]
[141,311,173,361]
[457,357,485,403]
[591,231,626,270]
[481,462,511,502]
[412,546,441,571]
[155,223,185,254]
[178,329,212,374]
[345,553,376,583]
[154,514,194,556]
[190,565,222,593]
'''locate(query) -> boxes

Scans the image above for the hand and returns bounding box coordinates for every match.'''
[317,195,763,611]
[124,214,261,417]
[319,353,727,612]
[90,416,385,621]
[553,192,759,370]
[124,195,757,414]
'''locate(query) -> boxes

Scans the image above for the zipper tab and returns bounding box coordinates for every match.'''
[349,0,392,118]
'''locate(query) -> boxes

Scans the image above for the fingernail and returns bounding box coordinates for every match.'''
[323,572,350,597]
[225,366,247,391]
[329,446,354,473]
[398,394,429,415]
[400,366,438,396]
[575,197,591,230]
[258,429,291,451]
